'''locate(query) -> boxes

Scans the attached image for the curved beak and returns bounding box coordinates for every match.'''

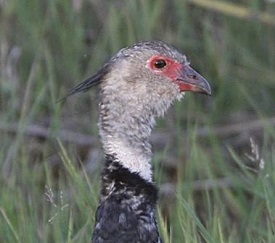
[176,65,211,96]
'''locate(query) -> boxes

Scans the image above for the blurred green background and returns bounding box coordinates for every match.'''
[0,0,275,242]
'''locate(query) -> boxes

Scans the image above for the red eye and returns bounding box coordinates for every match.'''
[153,59,167,69]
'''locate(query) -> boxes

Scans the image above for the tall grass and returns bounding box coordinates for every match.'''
[0,0,275,242]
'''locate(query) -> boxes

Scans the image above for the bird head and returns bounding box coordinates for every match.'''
[116,41,211,96]
[62,41,211,117]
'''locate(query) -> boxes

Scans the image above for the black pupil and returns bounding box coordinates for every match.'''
[154,59,166,69]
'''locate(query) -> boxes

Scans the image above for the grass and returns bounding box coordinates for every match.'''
[1,0,275,242]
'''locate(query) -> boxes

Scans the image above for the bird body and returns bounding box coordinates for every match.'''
[93,155,160,242]
[64,41,211,243]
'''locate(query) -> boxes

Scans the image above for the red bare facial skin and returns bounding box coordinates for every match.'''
[146,55,211,96]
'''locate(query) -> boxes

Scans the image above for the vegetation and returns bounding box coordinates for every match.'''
[0,0,274,242]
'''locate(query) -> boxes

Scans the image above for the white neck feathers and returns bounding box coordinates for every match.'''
[103,138,153,182]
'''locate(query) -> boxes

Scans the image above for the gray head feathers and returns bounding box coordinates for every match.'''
[60,40,188,102]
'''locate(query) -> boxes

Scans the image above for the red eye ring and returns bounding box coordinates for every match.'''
[153,59,167,69]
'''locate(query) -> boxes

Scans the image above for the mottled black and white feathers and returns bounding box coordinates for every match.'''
[92,156,160,243]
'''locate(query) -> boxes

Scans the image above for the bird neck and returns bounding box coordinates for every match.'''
[98,95,156,182]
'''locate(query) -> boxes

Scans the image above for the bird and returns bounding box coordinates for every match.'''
[63,41,211,243]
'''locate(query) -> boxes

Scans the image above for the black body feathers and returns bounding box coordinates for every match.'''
[92,156,161,243]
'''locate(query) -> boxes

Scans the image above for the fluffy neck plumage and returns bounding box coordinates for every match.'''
[99,96,155,182]
[98,72,183,182]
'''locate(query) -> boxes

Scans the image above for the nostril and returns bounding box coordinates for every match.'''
[187,74,198,79]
